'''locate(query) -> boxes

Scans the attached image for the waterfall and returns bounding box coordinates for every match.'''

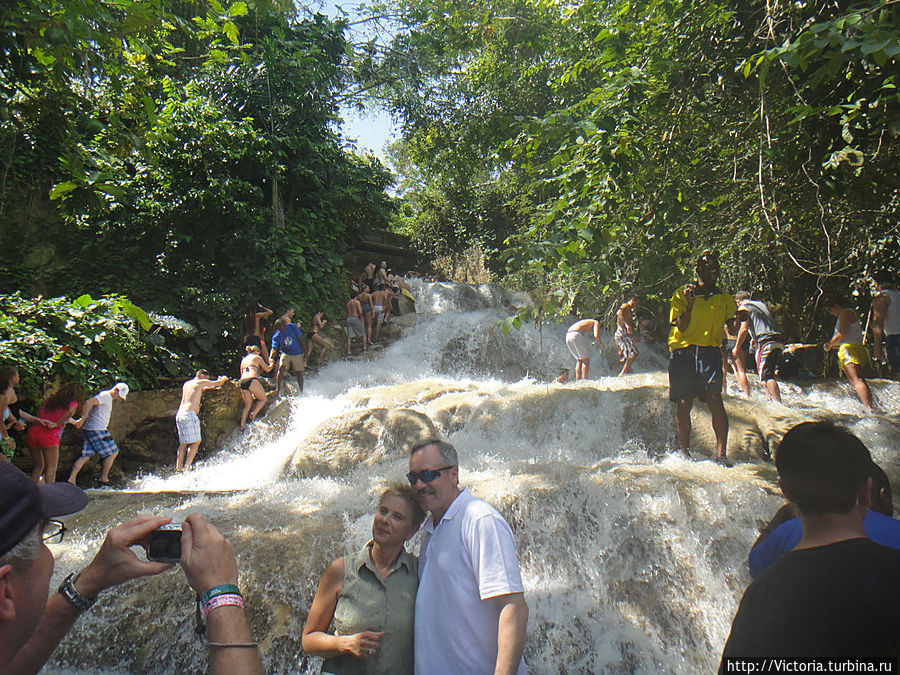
[44,280,900,674]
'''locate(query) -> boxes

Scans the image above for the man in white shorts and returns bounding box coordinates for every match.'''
[175,369,228,472]
[409,439,528,675]
[565,318,603,380]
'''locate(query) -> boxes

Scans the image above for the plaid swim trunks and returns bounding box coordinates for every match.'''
[81,429,119,458]
[175,410,202,444]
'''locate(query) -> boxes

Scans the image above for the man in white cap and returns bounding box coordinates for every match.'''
[67,382,129,487]
[0,462,263,675]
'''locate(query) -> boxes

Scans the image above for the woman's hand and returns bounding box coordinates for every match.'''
[341,631,385,659]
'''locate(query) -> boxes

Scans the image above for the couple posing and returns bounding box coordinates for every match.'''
[302,439,529,674]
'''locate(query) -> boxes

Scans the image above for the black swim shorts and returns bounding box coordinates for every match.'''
[885,334,900,374]
[668,345,723,402]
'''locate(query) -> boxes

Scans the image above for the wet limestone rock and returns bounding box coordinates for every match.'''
[288,407,439,478]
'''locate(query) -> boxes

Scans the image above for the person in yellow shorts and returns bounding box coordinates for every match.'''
[823,297,873,411]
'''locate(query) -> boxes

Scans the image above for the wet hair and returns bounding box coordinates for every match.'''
[273,318,286,331]
[871,463,893,517]
[0,366,18,392]
[410,439,458,467]
[245,345,260,355]
[196,369,210,379]
[776,421,873,515]
[823,295,846,309]
[380,483,426,527]
[44,382,84,410]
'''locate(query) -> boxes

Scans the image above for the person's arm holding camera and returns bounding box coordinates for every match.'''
[181,514,263,675]
[8,516,173,675]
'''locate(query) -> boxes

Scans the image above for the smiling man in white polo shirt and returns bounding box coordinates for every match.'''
[407,439,528,675]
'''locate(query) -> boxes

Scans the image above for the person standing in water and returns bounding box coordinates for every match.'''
[871,270,900,394]
[238,345,273,430]
[668,253,736,465]
[175,369,228,472]
[270,311,307,394]
[308,310,331,362]
[565,318,603,380]
[615,297,641,376]
[823,296,873,411]
[345,295,368,355]
[67,382,129,487]
[734,291,784,403]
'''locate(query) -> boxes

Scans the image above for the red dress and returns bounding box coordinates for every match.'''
[24,401,76,447]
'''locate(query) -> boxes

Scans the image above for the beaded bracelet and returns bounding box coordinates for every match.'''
[200,584,241,606]
[203,593,244,617]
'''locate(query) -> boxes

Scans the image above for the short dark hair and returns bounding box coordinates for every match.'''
[196,369,209,378]
[410,439,458,466]
[823,295,846,308]
[873,270,893,285]
[776,421,873,515]
[273,318,286,331]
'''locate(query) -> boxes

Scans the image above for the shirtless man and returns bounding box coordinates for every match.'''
[615,297,640,376]
[355,288,375,342]
[345,295,368,355]
[360,262,377,293]
[238,345,273,430]
[376,261,390,289]
[175,370,228,472]
[372,286,396,340]
[565,318,603,380]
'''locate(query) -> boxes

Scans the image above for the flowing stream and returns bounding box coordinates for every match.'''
[45,280,900,674]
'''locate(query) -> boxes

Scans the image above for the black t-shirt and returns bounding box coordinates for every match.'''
[720,538,900,663]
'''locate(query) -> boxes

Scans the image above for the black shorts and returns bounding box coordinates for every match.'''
[886,334,900,374]
[669,345,723,403]
[756,343,783,382]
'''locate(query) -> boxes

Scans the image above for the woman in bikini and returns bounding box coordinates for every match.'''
[239,345,274,430]
[309,310,331,361]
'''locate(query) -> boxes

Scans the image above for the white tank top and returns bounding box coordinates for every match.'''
[833,313,863,345]
[880,288,900,335]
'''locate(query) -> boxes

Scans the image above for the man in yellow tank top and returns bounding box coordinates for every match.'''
[667,253,737,465]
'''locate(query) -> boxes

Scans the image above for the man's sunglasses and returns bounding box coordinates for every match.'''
[406,465,455,485]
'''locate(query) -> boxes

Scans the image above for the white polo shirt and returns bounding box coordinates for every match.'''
[82,390,113,431]
[415,488,526,675]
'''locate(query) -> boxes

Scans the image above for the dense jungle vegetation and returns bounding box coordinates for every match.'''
[1,0,898,394]
[366,0,900,338]
[1,0,394,394]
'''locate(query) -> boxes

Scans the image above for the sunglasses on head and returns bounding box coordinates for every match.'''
[406,465,455,485]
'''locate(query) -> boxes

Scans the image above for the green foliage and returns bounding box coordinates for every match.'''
[0,1,397,377]
[371,0,900,334]
[0,293,187,402]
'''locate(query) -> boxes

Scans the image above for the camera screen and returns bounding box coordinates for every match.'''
[147,529,182,562]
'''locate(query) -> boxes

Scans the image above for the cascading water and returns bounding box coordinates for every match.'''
[44,280,900,674]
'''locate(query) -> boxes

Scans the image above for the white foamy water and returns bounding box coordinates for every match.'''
[44,280,899,674]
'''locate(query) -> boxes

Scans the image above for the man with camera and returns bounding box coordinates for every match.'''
[0,462,262,675]
[667,252,737,465]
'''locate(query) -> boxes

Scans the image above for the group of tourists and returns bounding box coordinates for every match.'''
[0,438,529,675]
[3,420,897,673]
[565,255,900,466]
[346,262,414,355]
[1,366,130,488]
